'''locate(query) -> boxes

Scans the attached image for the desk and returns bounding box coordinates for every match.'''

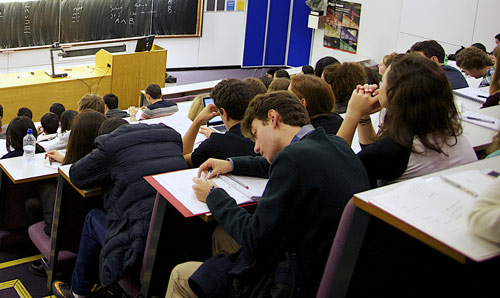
[0,153,59,184]
[0,66,111,123]
[140,79,222,102]
[128,112,207,148]
[328,156,500,298]
[46,165,102,291]
[0,154,58,236]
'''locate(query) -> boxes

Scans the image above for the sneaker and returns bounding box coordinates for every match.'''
[52,281,75,298]
[29,257,47,277]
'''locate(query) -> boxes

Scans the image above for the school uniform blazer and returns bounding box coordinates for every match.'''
[192,127,370,297]
[69,123,187,285]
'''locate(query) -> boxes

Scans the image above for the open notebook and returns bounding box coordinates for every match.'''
[453,87,488,104]
[367,170,500,262]
[145,168,268,217]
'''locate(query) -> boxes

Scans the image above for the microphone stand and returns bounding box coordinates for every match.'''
[45,42,67,78]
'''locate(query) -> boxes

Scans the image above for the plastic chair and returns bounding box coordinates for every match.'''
[28,221,77,272]
[316,199,370,298]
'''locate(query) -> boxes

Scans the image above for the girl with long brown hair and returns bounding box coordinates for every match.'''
[337,53,477,187]
[45,110,106,164]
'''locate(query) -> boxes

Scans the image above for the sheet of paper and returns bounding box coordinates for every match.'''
[462,110,500,131]
[153,168,267,215]
[369,176,500,261]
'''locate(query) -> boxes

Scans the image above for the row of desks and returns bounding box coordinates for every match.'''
[0,93,498,297]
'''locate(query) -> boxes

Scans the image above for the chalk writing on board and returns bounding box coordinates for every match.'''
[0,0,201,49]
[24,4,31,34]
[72,6,82,23]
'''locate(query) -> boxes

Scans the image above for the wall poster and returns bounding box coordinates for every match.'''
[323,0,361,54]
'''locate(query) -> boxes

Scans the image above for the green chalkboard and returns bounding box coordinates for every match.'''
[0,0,201,49]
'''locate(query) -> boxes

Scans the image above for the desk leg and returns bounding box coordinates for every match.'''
[141,194,214,297]
[46,174,65,292]
[328,207,371,298]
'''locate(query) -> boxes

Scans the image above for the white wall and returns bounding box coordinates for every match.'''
[0,11,246,74]
[310,0,499,68]
[396,0,500,55]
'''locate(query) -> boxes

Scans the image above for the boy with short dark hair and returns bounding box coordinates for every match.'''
[17,107,33,119]
[139,84,178,120]
[41,112,59,135]
[166,91,370,298]
[50,103,66,120]
[410,40,469,89]
[182,79,258,168]
[103,93,129,118]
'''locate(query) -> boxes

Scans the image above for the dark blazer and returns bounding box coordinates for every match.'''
[190,128,370,297]
[441,65,468,90]
[69,123,187,285]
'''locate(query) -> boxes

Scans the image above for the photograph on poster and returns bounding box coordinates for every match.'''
[323,0,361,54]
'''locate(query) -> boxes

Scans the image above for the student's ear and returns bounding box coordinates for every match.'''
[267,109,280,128]
[219,107,229,121]
[430,56,440,64]
[301,98,307,108]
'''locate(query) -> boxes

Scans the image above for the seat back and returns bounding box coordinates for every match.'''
[316,199,357,298]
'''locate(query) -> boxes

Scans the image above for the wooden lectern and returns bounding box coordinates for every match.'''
[96,45,167,108]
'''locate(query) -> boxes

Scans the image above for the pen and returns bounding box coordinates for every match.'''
[477,95,487,98]
[440,176,478,198]
[466,116,495,124]
[226,175,249,189]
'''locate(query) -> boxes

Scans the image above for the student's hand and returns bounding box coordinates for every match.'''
[192,177,218,203]
[346,84,381,119]
[45,150,64,163]
[194,104,219,125]
[198,158,233,179]
[140,106,147,111]
[199,126,214,138]
[128,106,138,115]
[37,125,44,135]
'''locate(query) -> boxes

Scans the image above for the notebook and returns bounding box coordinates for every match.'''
[368,170,500,262]
[461,110,500,131]
[146,168,268,217]
[453,87,488,104]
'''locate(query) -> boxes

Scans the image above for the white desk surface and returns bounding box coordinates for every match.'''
[0,153,59,183]
[126,104,207,147]
[355,155,500,203]
[0,139,7,157]
[140,79,222,97]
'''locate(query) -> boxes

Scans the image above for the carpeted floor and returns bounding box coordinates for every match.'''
[0,242,52,298]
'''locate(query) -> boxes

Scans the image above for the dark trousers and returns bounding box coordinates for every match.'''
[71,209,107,296]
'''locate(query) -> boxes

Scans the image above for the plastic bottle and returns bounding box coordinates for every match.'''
[23,128,36,165]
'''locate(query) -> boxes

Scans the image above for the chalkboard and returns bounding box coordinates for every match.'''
[0,0,201,49]
[0,0,60,49]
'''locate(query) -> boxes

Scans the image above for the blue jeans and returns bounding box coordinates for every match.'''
[71,209,107,296]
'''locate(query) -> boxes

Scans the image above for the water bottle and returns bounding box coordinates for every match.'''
[23,128,36,165]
